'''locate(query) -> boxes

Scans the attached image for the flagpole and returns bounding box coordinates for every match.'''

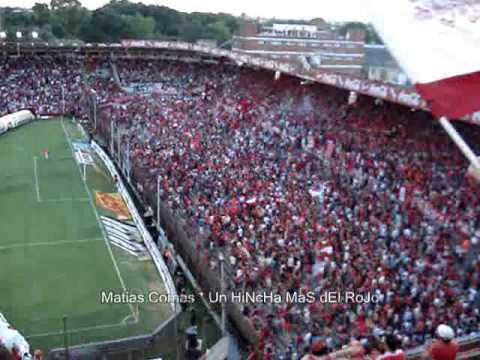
[117,127,121,165]
[439,117,480,170]
[93,93,97,131]
[126,137,131,181]
[157,174,161,230]
[110,120,114,156]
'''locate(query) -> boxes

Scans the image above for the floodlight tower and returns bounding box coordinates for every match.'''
[0,12,6,44]
[16,31,22,56]
[0,8,4,35]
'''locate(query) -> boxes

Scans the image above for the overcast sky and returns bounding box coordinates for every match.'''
[2,0,369,22]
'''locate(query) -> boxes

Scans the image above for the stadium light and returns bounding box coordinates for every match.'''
[0,32,6,39]
[31,31,39,39]
[15,32,22,56]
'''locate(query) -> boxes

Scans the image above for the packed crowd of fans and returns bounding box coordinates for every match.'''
[92,58,480,358]
[2,54,480,359]
[0,56,84,117]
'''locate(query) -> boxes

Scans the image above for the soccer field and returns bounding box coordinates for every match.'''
[0,118,174,353]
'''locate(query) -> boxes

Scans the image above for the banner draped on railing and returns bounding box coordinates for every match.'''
[91,141,178,312]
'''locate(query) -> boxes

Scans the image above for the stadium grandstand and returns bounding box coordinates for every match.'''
[1,2,480,360]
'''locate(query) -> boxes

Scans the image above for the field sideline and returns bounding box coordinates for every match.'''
[0,118,173,352]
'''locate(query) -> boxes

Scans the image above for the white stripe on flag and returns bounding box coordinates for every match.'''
[367,0,480,84]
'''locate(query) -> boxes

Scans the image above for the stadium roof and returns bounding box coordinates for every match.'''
[1,39,480,125]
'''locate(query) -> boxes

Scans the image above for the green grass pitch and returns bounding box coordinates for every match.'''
[0,118,174,353]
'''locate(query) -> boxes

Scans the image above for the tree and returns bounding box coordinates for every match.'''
[81,8,125,42]
[180,19,204,42]
[50,16,66,38]
[50,0,88,38]
[144,5,183,37]
[207,20,231,44]
[220,14,239,34]
[338,22,368,36]
[365,24,383,44]
[338,22,383,44]
[50,0,81,11]
[32,3,51,26]
[3,8,33,28]
[123,14,155,38]
[1,0,239,43]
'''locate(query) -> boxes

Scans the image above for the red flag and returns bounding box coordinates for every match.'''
[367,0,480,119]
[190,133,202,149]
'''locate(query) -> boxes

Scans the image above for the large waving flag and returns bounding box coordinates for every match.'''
[367,0,480,119]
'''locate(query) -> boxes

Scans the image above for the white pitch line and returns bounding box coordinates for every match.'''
[0,238,103,252]
[33,156,89,203]
[33,156,41,202]
[61,118,138,323]
[39,197,90,203]
[121,313,138,325]
[26,316,140,339]
[34,156,75,162]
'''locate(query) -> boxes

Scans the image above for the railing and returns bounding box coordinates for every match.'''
[406,333,480,359]
[91,140,178,309]
[91,107,259,349]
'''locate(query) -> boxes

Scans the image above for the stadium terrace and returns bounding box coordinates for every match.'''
[1,41,480,360]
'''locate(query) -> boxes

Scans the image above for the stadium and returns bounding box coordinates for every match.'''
[1,1,480,360]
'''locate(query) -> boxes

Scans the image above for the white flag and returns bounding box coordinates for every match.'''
[367,0,480,118]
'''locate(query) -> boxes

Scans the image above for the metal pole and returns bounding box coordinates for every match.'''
[126,137,131,181]
[62,85,65,114]
[174,300,180,360]
[121,139,126,175]
[157,174,161,229]
[110,120,114,155]
[63,315,70,360]
[93,94,97,130]
[439,117,480,169]
[117,127,121,165]
[219,255,226,336]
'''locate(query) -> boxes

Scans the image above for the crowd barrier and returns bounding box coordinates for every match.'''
[91,140,178,312]
[0,110,35,134]
[91,106,258,347]
[0,313,32,360]
[406,333,480,359]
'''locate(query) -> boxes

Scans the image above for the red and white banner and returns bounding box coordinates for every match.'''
[367,0,480,119]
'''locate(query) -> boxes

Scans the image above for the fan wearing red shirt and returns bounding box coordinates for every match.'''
[376,334,406,360]
[424,324,459,360]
